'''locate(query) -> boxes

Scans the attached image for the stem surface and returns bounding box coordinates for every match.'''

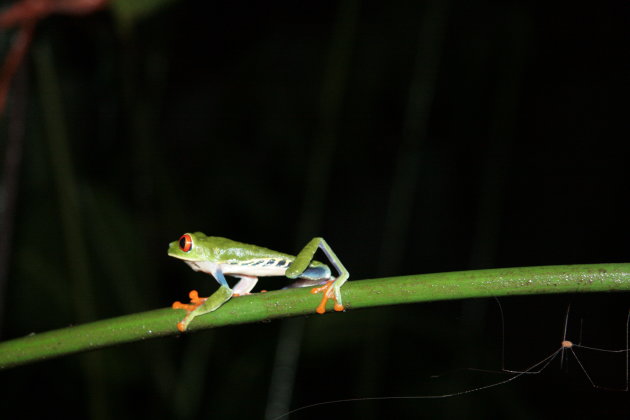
[1,263,629,369]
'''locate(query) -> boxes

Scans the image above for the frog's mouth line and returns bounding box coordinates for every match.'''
[167,252,199,261]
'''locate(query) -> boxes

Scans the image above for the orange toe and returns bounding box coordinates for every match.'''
[172,290,208,312]
[310,280,343,314]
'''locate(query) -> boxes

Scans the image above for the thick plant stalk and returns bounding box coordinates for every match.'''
[0,263,629,369]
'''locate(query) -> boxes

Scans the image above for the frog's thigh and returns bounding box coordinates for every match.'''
[285,278,330,289]
[232,275,258,294]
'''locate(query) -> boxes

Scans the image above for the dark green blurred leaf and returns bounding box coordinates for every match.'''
[110,0,179,31]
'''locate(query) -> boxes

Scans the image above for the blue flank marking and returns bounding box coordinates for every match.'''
[300,265,328,280]
[214,269,229,287]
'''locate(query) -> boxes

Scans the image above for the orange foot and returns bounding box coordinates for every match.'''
[172,290,207,311]
[172,290,209,332]
[310,280,344,314]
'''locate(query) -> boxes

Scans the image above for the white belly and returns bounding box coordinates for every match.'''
[185,260,288,277]
[223,263,288,277]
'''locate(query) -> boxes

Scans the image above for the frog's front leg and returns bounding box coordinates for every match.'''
[172,285,233,332]
[172,266,233,332]
[286,237,350,314]
[232,275,258,296]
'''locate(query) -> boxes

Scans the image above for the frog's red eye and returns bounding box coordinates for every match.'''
[179,234,193,252]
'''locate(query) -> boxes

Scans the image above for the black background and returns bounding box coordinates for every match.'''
[1,0,629,418]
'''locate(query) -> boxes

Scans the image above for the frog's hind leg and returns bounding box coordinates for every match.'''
[285,265,335,288]
[286,237,349,314]
[232,275,258,296]
[285,276,332,289]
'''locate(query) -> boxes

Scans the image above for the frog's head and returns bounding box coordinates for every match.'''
[168,232,210,261]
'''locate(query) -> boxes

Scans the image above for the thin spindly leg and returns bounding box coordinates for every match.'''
[286,237,350,314]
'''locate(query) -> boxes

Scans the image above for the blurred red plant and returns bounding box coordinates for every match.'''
[0,0,107,114]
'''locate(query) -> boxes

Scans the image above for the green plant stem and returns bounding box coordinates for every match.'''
[1,263,629,369]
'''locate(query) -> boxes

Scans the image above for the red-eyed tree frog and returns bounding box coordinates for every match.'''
[168,233,350,332]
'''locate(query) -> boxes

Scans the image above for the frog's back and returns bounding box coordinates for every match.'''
[206,236,329,272]
[205,236,296,263]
